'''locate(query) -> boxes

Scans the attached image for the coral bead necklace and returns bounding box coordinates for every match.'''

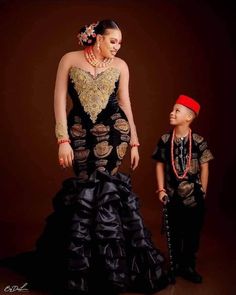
[84,46,113,68]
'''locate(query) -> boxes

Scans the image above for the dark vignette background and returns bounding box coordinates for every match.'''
[0,0,235,283]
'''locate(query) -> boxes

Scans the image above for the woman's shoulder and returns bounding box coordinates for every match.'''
[113,57,129,74]
[58,50,84,67]
[113,57,128,67]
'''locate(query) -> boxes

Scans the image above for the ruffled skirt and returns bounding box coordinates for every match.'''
[27,171,168,294]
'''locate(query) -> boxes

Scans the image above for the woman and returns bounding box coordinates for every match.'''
[34,20,169,294]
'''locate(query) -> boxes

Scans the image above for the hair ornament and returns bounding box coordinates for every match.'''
[77,21,99,46]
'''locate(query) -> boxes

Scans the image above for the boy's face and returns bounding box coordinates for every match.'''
[169,104,194,126]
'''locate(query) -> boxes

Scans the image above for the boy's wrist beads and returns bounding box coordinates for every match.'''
[156,188,166,194]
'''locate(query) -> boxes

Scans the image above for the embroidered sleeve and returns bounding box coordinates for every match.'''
[55,122,69,140]
[196,136,214,164]
[152,135,169,162]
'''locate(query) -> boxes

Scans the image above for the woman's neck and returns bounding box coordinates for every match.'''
[174,125,190,138]
[92,45,105,61]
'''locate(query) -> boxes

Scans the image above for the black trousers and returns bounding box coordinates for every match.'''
[167,193,205,269]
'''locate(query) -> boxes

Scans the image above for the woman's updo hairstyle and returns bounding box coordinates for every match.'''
[77,19,119,47]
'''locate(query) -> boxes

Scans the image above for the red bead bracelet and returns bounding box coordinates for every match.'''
[155,188,166,194]
[57,139,71,145]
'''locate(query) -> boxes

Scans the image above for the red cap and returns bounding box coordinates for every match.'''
[175,94,200,115]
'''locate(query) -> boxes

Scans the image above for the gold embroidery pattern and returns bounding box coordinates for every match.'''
[70,124,86,138]
[94,141,113,158]
[111,113,121,120]
[95,159,108,167]
[90,124,110,136]
[199,141,208,152]
[55,122,69,139]
[116,142,128,160]
[192,133,204,143]
[97,135,110,142]
[121,134,131,142]
[74,147,90,163]
[161,133,170,143]
[69,67,120,123]
[114,119,130,134]
[73,139,86,148]
[189,158,199,174]
[177,181,194,197]
[200,149,214,164]
[177,181,197,207]
[97,166,106,172]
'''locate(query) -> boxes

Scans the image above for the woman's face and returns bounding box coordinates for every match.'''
[98,29,122,58]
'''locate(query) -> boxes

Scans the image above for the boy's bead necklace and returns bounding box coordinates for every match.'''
[171,128,192,179]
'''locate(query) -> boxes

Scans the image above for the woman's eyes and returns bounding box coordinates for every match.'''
[110,40,121,45]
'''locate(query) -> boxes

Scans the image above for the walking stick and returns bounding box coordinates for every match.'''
[162,195,176,284]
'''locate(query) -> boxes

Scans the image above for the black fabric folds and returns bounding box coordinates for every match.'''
[1,171,168,294]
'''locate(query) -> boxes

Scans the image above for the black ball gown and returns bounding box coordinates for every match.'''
[1,67,169,294]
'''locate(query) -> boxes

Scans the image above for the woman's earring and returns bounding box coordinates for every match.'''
[96,43,101,52]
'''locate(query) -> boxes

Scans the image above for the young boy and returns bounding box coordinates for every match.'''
[152,95,214,283]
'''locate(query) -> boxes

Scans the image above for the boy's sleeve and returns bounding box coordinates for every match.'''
[198,137,214,164]
[152,137,166,162]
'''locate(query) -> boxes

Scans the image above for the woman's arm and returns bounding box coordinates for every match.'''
[118,60,139,146]
[54,54,71,140]
[117,60,139,170]
[54,53,74,168]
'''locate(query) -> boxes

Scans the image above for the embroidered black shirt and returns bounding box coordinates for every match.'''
[152,131,214,199]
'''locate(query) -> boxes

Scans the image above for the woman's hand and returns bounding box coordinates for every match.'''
[58,142,74,168]
[131,146,139,170]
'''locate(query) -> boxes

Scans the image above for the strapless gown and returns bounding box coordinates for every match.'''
[1,67,169,295]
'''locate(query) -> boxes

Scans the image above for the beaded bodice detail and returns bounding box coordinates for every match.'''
[69,67,120,123]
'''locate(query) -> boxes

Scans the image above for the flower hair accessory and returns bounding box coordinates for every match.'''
[77,21,99,46]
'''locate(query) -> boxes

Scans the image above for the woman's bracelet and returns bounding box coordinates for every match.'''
[155,188,166,194]
[57,139,71,145]
[130,143,140,148]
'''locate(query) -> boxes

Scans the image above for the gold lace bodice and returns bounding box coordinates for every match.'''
[69,67,120,123]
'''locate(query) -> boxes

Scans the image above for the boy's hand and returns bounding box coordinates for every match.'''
[159,191,168,203]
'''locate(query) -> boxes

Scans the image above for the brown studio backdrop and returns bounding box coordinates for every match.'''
[1,0,235,256]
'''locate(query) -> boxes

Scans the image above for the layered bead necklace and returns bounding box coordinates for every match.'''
[171,128,192,179]
[84,46,113,68]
